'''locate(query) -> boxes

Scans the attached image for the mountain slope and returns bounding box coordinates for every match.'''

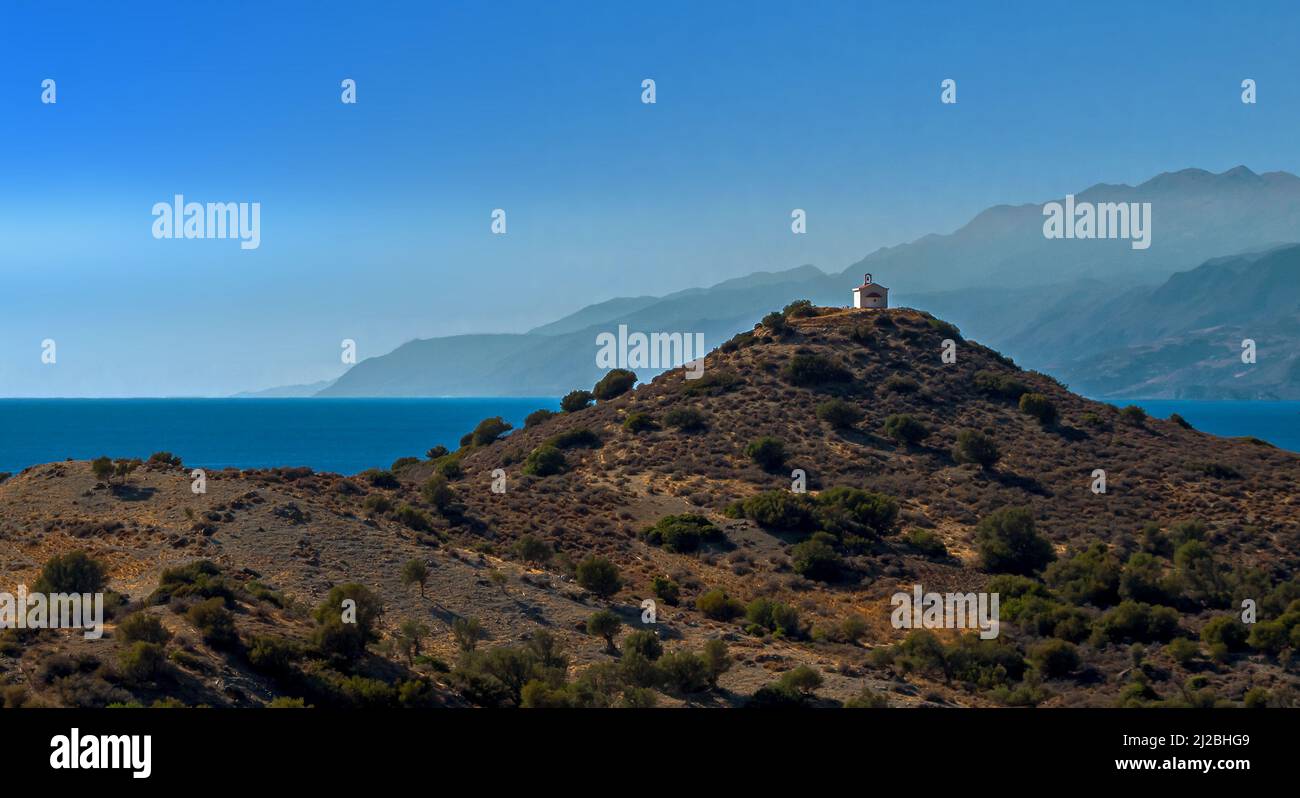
[998,244,1300,398]
[840,166,1300,292]
[318,265,843,396]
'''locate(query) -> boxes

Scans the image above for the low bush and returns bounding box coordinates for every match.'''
[953,429,1000,468]
[593,369,637,400]
[883,414,928,445]
[643,514,723,553]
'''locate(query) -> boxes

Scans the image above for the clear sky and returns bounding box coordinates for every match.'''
[2,0,1298,396]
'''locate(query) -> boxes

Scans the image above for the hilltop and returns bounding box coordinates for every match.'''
[3,306,1299,708]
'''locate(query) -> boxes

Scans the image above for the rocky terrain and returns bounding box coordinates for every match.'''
[2,305,1298,708]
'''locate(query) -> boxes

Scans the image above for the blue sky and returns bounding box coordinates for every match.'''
[1,0,1298,395]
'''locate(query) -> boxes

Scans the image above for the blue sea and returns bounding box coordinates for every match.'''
[0,398,559,476]
[1109,400,1300,452]
[0,398,1296,477]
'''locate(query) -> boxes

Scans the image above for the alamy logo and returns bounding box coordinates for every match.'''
[1042,194,1151,250]
[50,728,151,779]
[596,324,705,379]
[891,584,1000,639]
[0,586,103,639]
[152,194,261,250]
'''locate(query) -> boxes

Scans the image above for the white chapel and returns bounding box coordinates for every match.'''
[852,273,888,309]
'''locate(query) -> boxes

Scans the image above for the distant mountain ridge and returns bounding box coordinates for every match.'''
[310,165,1300,399]
[838,165,1300,292]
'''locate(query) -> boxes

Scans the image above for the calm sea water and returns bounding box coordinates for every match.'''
[1108,400,1300,453]
[1,398,1296,477]
[0,398,559,476]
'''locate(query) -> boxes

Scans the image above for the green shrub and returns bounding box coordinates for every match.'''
[91,455,115,483]
[117,612,172,645]
[749,666,823,707]
[730,491,815,531]
[941,634,1026,687]
[975,507,1054,575]
[1165,636,1201,666]
[1000,592,1090,642]
[361,468,400,489]
[362,494,393,515]
[391,456,420,471]
[425,445,449,459]
[312,584,382,661]
[575,556,622,599]
[1018,393,1058,425]
[681,371,742,397]
[815,399,862,429]
[147,451,183,467]
[844,689,889,708]
[469,416,512,446]
[187,597,238,649]
[652,576,680,605]
[643,514,722,553]
[790,537,843,581]
[1119,405,1147,425]
[395,504,433,531]
[973,370,1027,401]
[522,444,567,476]
[1043,542,1120,606]
[622,630,663,661]
[586,610,621,652]
[658,651,711,693]
[118,642,167,683]
[1028,638,1079,677]
[1174,540,1228,607]
[903,529,947,558]
[33,551,107,594]
[745,598,800,636]
[560,390,594,412]
[512,535,553,565]
[1243,687,1269,708]
[149,560,235,605]
[1201,615,1249,652]
[247,635,305,677]
[420,474,454,510]
[622,412,657,433]
[1119,552,1179,605]
[1247,619,1292,655]
[702,639,732,687]
[782,354,851,386]
[695,589,744,620]
[953,429,1000,468]
[401,559,430,597]
[524,409,557,428]
[783,299,817,318]
[814,486,899,539]
[663,407,707,431]
[435,457,463,479]
[593,369,637,400]
[1091,601,1180,645]
[745,437,787,471]
[547,428,602,449]
[761,311,788,334]
[883,414,928,444]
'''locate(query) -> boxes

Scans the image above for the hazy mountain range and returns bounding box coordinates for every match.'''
[253,166,1300,400]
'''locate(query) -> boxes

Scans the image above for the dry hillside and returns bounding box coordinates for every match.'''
[2,306,1298,708]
